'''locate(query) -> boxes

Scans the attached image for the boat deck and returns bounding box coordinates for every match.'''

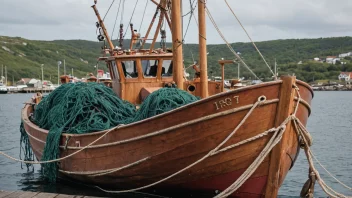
[0,190,105,198]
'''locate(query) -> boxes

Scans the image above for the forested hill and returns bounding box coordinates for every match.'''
[183,36,352,82]
[1,35,352,84]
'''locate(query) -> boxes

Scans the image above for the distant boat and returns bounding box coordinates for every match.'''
[0,83,8,94]
[97,70,112,87]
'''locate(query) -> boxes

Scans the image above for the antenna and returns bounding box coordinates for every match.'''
[57,61,62,85]
[274,58,279,80]
[5,65,7,86]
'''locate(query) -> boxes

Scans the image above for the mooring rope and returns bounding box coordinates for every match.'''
[60,124,283,177]
[215,121,289,198]
[94,95,266,193]
[2,94,298,197]
[60,157,150,177]
[0,124,123,164]
[94,88,300,196]
[0,99,279,163]
[214,85,302,198]
[294,119,351,198]
[310,152,352,191]
[291,86,351,198]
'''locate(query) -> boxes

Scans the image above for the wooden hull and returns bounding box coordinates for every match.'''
[21,78,313,197]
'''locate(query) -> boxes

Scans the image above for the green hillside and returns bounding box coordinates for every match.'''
[182,36,352,82]
[1,35,352,85]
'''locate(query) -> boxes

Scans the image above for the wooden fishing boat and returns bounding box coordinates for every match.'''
[21,0,313,197]
[22,79,313,197]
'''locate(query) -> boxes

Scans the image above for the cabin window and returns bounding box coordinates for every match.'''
[122,61,138,78]
[162,60,173,77]
[142,60,158,77]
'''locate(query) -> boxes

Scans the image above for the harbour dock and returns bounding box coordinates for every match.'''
[6,87,55,94]
[0,190,105,198]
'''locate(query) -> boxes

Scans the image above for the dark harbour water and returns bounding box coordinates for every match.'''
[0,92,351,197]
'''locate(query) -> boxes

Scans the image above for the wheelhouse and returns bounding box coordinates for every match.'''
[101,53,175,104]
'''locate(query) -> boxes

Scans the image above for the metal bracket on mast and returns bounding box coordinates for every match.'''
[119,24,124,48]
[160,29,166,51]
[91,3,115,55]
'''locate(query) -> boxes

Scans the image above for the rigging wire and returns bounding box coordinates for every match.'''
[118,0,125,47]
[182,0,197,17]
[224,0,275,77]
[111,0,123,40]
[167,0,172,20]
[103,0,116,21]
[192,8,199,27]
[120,0,125,24]
[181,0,184,42]
[205,7,260,80]
[183,0,197,40]
[139,0,149,33]
[123,0,139,38]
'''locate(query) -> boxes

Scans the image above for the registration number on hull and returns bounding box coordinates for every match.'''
[214,96,239,110]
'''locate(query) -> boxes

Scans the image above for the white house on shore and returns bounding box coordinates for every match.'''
[27,78,42,88]
[338,52,352,58]
[326,56,340,64]
[338,72,352,81]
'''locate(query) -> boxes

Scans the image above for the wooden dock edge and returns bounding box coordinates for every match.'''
[0,190,106,198]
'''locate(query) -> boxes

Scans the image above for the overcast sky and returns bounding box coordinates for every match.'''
[0,0,351,44]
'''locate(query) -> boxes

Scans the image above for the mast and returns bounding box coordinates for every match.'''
[150,0,166,53]
[141,6,159,49]
[171,0,184,89]
[198,0,208,98]
[238,62,240,79]
[41,64,44,83]
[92,3,115,54]
[57,61,60,85]
[5,66,7,86]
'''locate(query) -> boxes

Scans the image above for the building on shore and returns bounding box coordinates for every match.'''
[338,72,352,82]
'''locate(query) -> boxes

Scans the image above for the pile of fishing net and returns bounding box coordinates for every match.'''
[33,82,136,181]
[34,83,136,132]
[132,88,199,122]
[25,82,199,182]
